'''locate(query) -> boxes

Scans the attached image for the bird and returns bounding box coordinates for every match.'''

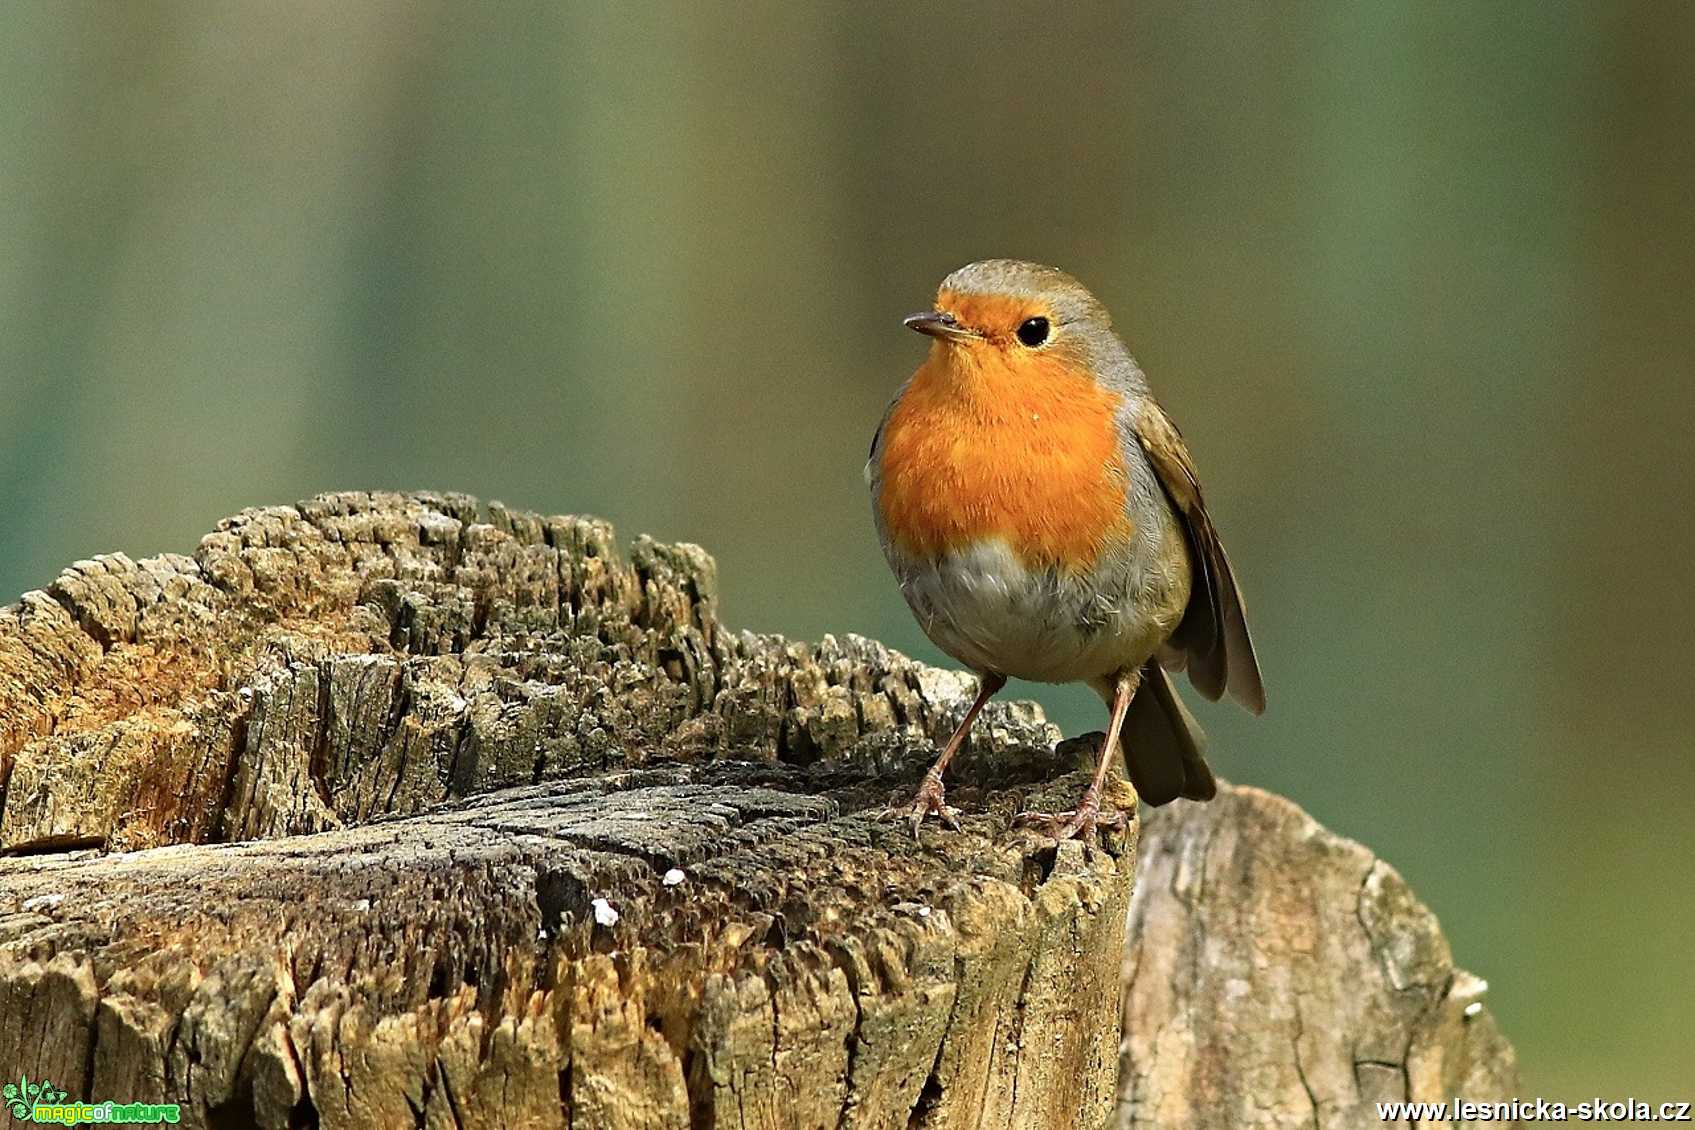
[867,259,1265,841]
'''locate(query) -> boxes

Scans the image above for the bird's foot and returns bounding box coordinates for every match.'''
[1014,785,1128,843]
[881,769,959,837]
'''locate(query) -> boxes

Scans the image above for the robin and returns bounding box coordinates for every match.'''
[868,259,1266,841]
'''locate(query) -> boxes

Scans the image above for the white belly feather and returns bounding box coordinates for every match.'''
[890,530,1189,684]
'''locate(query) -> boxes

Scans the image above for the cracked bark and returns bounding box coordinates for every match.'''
[1115,788,1518,1128]
[0,492,1516,1130]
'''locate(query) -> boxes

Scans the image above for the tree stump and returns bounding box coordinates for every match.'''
[1118,787,1520,1128]
[0,492,1516,1129]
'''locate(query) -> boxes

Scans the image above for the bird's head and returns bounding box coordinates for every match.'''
[903,259,1122,382]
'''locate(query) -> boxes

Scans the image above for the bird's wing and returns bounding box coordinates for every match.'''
[1132,399,1266,714]
[864,384,907,489]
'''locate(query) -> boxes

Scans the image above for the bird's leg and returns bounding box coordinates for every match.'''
[887,672,1006,836]
[1017,668,1141,842]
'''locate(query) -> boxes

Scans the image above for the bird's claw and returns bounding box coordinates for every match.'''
[881,770,959,837]
[1014,790,1128,843]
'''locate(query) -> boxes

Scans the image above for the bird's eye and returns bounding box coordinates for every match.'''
[1016,316,1050,347]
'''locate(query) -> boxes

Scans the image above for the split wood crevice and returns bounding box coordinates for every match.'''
[0,492,1517,1129]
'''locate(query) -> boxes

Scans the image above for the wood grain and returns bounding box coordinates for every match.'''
[0,492,1515,1129]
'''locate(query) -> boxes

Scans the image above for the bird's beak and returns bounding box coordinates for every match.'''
[903,310,979,342]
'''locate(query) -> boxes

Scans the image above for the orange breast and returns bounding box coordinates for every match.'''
[877,347,1131,573]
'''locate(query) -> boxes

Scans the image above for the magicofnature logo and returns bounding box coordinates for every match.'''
[3,1074,180,1125]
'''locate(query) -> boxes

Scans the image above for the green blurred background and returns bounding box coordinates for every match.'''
[3,1,1690,1099]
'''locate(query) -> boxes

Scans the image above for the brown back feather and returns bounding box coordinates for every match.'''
[1134,401,1267,714]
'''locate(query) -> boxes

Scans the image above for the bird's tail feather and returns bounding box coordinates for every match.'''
[1118,661,1216,806]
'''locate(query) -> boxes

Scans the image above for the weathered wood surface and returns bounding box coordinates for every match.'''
[0,492,1516,1129]
[1118,787,1519,1128]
